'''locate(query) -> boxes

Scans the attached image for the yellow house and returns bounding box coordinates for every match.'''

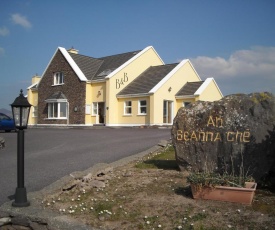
[27,46,223,127]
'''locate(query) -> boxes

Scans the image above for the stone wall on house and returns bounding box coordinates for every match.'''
[37,50,86,125]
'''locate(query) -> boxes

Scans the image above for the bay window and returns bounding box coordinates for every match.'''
[48,102,67,118]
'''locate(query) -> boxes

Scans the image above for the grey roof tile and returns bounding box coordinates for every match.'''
[176,81,204,96]
[46,91,67,100]
[69,53,103,80]
[69,50,141,81]
[93,50,141,80]
[117,63,178,96]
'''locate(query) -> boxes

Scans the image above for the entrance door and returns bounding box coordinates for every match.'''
[98,102,105,124]
[163,100,173,124]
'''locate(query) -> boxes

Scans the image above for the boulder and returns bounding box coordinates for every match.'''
[172,92,275,187]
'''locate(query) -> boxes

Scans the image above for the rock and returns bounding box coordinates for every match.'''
[158,140,168,147]
[90,180,105,188]
[62,181,78,191]
[0,137,5,150]
[123,170,132,177]
[95,175,111,181]
[0,217,11,226]
[11,216,30,227]
[172,92,275,187]
[0,211,9,218]
[29,222,48,230]
[7,225,31,230]
[82,173,92,182]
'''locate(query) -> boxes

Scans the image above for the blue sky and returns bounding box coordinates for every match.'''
[0,0,275,110]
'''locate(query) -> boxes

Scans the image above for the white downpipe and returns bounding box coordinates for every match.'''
[67,102,69,125]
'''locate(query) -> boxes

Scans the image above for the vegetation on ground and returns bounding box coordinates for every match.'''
[43,144,275,229]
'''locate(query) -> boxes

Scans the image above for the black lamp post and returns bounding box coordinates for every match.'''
[10,89,32,207]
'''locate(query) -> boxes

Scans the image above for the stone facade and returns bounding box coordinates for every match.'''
[37,50,86,125]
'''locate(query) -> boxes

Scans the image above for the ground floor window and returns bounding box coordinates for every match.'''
[48,102,67,118]
[138,100,147,115]
[32,106,38,117]
[183,101,191,107]
[163,100,173,124]
[92,102,98,115]
[124,101,132,115]
[91,102,105,123]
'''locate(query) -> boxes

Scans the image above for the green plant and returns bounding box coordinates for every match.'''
[187,172,254,189]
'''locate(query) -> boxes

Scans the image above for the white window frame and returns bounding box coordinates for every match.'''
[48,101,67,119]
[124,101,132,115]
[32,106,38,117]
[138,100,147,115]
[92,102,98,116]
[53,72,64,85]
[183,101,191,107]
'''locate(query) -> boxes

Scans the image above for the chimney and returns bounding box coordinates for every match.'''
[67,47,79,54]
[32,74,41,84]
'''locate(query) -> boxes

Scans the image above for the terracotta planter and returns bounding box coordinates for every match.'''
[190,182,257,205]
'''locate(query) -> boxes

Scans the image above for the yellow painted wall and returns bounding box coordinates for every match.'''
[176,98,197,110]
[106,47,163,125]
[85,82,106,125]
[199,80,223,101]
[117,97,150,125]
[151,61,201,125]
[27,89,38,125]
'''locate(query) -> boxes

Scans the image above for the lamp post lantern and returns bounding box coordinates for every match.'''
[10,89,32,207]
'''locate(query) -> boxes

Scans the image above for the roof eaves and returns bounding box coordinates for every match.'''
[175,95,196,99]
[194,77,223,97]
[116,93,151,98]
[27,82,39,90]
[198,77,223,97]
[105,46,164,80]
[59,47,87,81]
[90,79,106,83]
[37,47,60,88]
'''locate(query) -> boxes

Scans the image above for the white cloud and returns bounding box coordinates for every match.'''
[11,13,32,29]
[189,47,275,95]
[0,27,9,36]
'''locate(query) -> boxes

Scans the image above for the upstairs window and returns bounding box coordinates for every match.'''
[138,100,147,115]
[53,72,64,85]
[124,101,132,115]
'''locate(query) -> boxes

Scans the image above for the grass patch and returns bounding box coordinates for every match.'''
[135,144,179,170]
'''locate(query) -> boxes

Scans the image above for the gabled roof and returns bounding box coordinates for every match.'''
[68,53,103,80]
[45,91,67,102]
[176,81,204,96]
[117,63,178,97]
[69,50,141,81]
[175,78,223,98]
[36,46,161,87]
[149,59,201,93]
[94,51,141,81]
[27,82,38,90]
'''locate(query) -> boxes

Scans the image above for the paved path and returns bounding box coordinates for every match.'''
[0,127,170,206]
